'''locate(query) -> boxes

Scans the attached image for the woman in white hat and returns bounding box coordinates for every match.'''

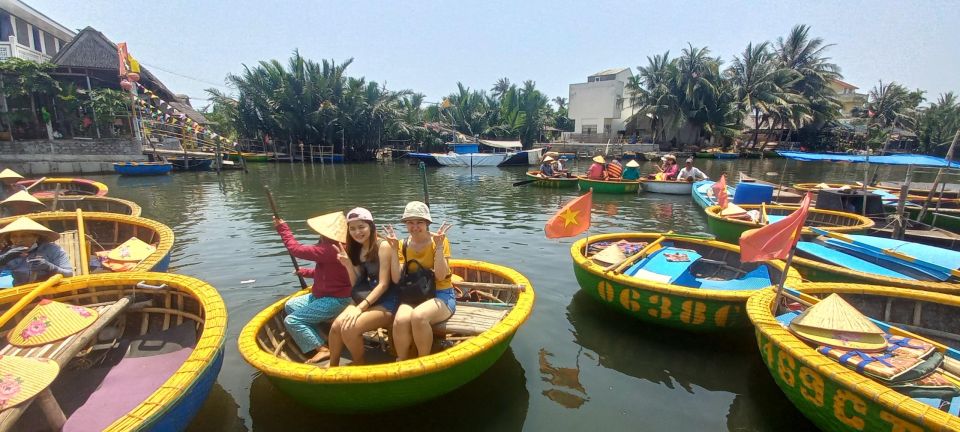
[0,169,25,201]
[390,201,455,360]
[326,207,401,367]
[274,211,353,363]
[0,216,72,287]
[0,190,47,217]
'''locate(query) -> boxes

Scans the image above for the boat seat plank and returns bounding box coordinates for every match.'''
[0,298,131,431]
[54,230,84,277]
[625,246,700,283]
[797,242,914,280]
[433,304,509,337]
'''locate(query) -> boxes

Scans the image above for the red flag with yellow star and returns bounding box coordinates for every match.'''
[545,191,592,238]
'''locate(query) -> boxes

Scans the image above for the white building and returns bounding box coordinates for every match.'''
[0,0,74,63]
[567,67,633,142]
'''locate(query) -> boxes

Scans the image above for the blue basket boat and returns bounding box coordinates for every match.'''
[113,162,173,176]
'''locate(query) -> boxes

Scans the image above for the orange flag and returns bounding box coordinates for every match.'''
[739,192,812,262]
[545,190,592,238]
[712,174,728,208]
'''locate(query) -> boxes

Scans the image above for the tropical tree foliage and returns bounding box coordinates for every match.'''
[916,92,960,153]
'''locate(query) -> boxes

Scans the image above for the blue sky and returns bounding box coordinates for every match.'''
[32,0,959,108]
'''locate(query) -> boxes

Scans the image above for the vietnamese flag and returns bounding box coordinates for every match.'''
[712,174,729,208]
[739,192,812,262]
[545,190,592,238]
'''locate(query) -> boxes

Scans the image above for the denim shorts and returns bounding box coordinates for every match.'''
[373,292,400,314]
[436,288,456,315]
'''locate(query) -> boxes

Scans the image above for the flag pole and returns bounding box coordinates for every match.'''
[583,188,593,254]
[770,245,798,314]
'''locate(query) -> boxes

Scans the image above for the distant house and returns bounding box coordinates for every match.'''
[567,67,632,142]
[0,0,74,63]
[829,79,867,117]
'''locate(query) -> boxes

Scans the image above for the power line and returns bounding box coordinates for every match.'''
[140,62,231,90]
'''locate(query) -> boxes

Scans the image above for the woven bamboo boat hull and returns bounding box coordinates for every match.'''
[791,256,960,294]
[570,233,801,331]
[17,178,109,198]
[0,212,174,272]
[704,204,875,244]
[238,259,534,412]
[747,283,960,432]
[36,196,142,217]
[577,176,640,194]
[640,179,693,195]
[525,171,579,188]
[0,272,227,431]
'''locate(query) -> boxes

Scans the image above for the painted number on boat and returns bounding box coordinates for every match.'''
[757,331,926,432]
[595,282,743,328]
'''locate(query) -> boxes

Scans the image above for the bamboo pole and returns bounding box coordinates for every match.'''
[917,130,959,222]
[893,165,913,240]
[76,209,88,276]
[0,274,62,328]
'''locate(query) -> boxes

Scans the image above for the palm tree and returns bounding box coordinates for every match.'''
[491,77,511,100]
[774,24,842,133]
[625,51,679,144]
[726,41,799,149]
[865,81,918,130]
[552,97,567,110]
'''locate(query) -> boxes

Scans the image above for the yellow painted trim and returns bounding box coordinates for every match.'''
[29,177,110,196]
[704,204,875,235]
[36,196,143,217]
[747,282,960,430]
[0,273,227,431]
[576,176,641,185]
[0,212,174,272]
[238,259,535,383]
[571,232,802,302]
[791,255,960,294]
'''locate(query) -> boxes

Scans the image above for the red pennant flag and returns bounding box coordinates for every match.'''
[739,192,812,262]
[712,174,729,208]
[545,191,592,239]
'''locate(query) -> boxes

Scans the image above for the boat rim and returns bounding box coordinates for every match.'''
[703,204,876,232]
[525,171,577,181]
[790,254,960,294]
[570,232,801,302]
[18,177,109,196]
[747,282,960,429]
[576,176,641,185]
[0,272,227,431]
[238,259,534,384]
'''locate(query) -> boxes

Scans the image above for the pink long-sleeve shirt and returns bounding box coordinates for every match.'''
[276,222,351,298]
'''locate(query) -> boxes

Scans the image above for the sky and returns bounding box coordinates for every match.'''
[30,0,960,109]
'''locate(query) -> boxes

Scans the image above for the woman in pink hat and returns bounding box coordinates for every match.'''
[326,207,401,367]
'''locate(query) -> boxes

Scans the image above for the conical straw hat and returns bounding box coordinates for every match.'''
[0,355,59,411]
[789,294,886,351]
[9,299,99,347]
[592,155,605,164]
[0,169,23,181]
[815,183,831,189]
[720,203,748,216]
[0,217,59,243]
[106,237,156,262]
[0,190,46,210]
[625,159,640,168]
[592,244,627,265]
[542,156,555,163]
[306,211,347,243]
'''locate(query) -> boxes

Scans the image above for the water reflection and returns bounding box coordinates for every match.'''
[248,348,529,432]
[565,291,813,431]
[185,382,248,432]
[538,347,589,409]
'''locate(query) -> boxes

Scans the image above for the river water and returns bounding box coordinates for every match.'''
[82,158,926,431]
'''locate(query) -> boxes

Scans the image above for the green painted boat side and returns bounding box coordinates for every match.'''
[904,206,960,233]
[704,214,752,243]
[268,335,512,412]
[703,205,875,244]
[570,233,801,331]
[747,286,960,432]
[577,177,640,194]
[695,152,713,158]
[790,256,960,294]
[526,171,579,188]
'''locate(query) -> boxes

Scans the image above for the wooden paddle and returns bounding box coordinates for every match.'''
[23,177,47,191]
[810,227,959,279]
[605,231,674,274]
[513,179,539,187]
[264,186,308,289]
[0,273,63,328]
[76,209,89,276]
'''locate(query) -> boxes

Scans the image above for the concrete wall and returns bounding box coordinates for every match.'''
[569,80,625,133]
[0,138,147,174]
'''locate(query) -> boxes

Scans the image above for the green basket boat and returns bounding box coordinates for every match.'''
[570,232,800,331]
[577,176,640,194]
[227,152,270,162]
[747,283,960,432]
[238,259,534,413]
[704,204,875,244]
[903,206,960,233]
[525,171,579,188]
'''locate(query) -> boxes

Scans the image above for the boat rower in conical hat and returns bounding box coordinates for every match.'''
[0,216,73,287]
[0,168,26,200]
[0,190,47,217]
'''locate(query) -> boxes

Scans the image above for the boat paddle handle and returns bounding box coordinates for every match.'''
[24,177,48,191]
[264,186,308,289]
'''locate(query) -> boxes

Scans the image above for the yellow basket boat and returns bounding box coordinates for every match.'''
[238,259,535,412]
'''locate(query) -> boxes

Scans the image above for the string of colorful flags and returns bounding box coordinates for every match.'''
[133,81,237,149]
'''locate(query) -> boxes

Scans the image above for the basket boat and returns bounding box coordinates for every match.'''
[704,204,875,244]
[36,196,142,217]
[570,232,800,331]
[525,171,578,188]
[692,180,735,210]
[238,259,534,412]
[640,179,693,195]
[0,272,226,431]
[17,178,108,198]
[0,211,174,274]
[747,283,960,432]
[112,162,173,176]
[576,176,640,194]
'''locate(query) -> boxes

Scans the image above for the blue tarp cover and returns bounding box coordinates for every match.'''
[777,151,954,167]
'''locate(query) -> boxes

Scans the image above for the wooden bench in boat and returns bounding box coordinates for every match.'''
[0,297,131,431]
[433,303,510,337]
[54,230,85,277]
